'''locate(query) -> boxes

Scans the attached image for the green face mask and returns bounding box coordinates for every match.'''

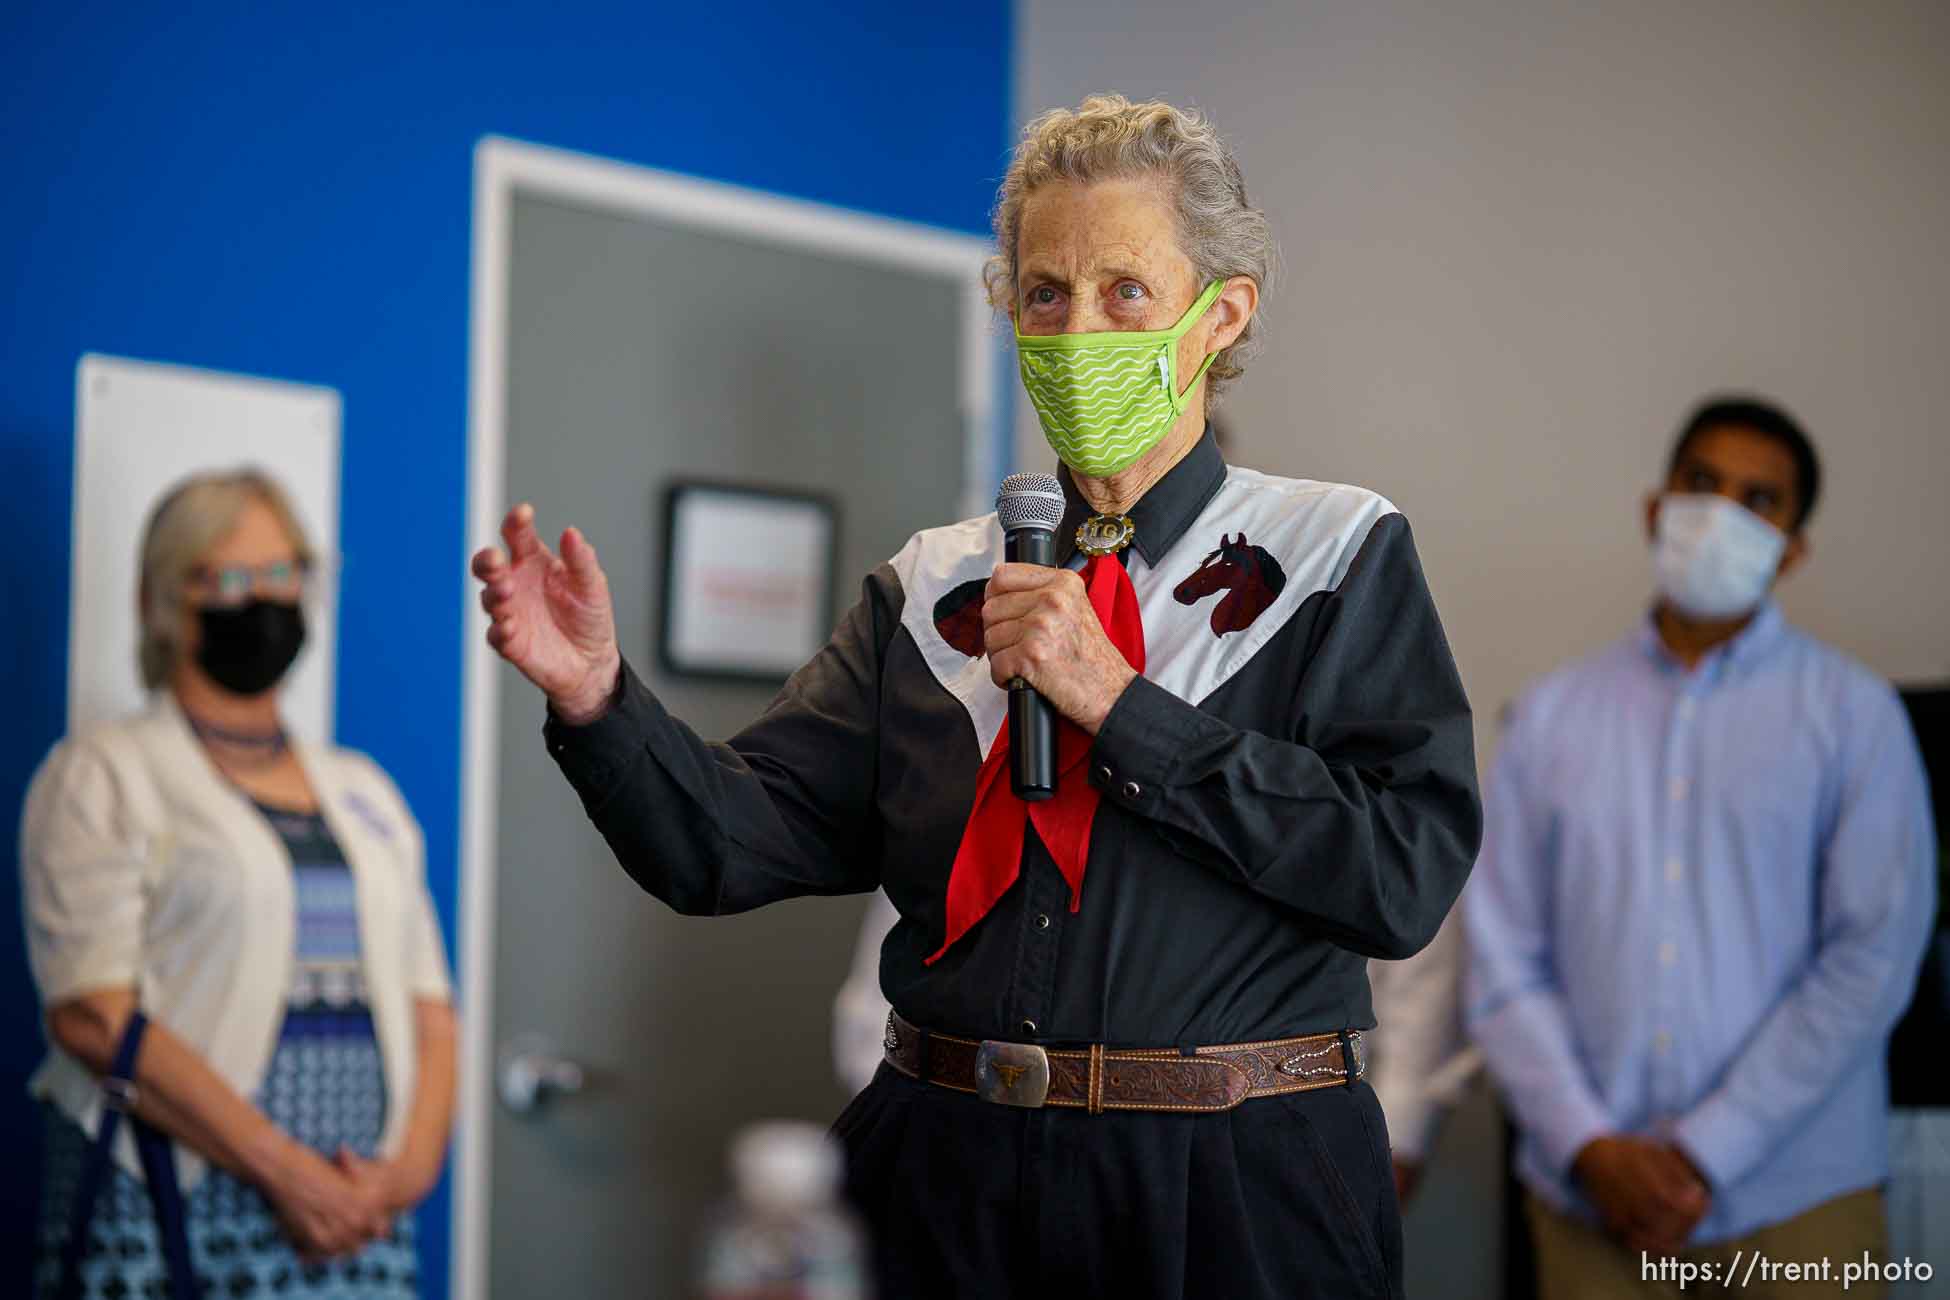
[1016,279,1227,477]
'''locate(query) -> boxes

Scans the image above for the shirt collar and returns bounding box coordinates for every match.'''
[1055,425,1228,567]
[1638,598,1787,680]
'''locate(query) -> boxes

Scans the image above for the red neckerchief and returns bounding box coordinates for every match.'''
[927,554,1146,964]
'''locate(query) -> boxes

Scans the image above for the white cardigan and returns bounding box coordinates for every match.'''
[19,693,452,1188]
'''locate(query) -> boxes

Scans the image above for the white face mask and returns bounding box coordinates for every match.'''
[1652,493,1788,619]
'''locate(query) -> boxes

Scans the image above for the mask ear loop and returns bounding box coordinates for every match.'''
[1168,348,1222,415]
[1164,280,1230,414]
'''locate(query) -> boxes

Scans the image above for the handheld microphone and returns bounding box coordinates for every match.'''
[996,473,1065,801]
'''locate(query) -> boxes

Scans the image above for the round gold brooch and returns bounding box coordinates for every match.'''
[1075,513,1136,558]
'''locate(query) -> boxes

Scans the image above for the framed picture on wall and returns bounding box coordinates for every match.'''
[659,481,840,683]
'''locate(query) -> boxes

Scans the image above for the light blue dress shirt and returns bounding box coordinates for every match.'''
[1464,601,1936,1242]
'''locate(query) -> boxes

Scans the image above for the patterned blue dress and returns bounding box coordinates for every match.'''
[33,803,420,1299]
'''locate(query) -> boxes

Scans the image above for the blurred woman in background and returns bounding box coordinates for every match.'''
[21,468,454,1299]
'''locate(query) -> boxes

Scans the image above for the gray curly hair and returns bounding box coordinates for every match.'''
[985,94,1278,404]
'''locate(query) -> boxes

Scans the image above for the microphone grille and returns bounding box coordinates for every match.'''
[996,472,1065,533]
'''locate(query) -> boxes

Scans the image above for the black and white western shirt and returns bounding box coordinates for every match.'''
[546,429,1482,1048]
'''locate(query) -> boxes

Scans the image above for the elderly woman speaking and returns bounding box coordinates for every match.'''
[474,95,1480,1299]
[23,470,454,1300]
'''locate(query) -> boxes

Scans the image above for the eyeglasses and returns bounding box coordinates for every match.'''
[187,560,309,606]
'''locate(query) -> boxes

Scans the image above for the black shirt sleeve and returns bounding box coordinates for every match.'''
[1087,514,1482,959]
[542,566,898,914]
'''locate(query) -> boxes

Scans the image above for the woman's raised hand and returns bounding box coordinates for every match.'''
[471,503,622,724]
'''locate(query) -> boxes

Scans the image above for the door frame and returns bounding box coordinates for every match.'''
[457,135,999,1300]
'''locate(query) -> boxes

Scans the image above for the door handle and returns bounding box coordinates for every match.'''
[498,1035,588,1115]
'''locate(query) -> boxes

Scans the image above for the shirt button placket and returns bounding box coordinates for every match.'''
[1653,683,1701,1109]
[1011,844,1066,1043]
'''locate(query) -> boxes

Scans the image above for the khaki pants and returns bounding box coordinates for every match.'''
[1527,1188,1889,1300]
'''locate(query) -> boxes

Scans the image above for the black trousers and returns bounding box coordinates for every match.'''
[836,1064,1404,1299]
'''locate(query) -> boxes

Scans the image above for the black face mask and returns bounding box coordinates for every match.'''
[196,600,307,696]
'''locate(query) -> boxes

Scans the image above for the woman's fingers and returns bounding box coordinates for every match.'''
[471,546,507,582]
[333,1151,392,1243]
[289,1213,343,1261]
[981,588,1045,625]
[500,503,551,562]
[983,615,1026,657]
[478,576,518,615]
[989,561,1077,594]
[560,526,604,595]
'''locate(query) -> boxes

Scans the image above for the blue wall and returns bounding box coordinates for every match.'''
[0,3,1010,1293]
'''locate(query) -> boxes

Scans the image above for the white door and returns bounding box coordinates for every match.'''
[456,141,998,1299]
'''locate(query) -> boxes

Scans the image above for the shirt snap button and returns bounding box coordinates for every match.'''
[1122,780,1141,799]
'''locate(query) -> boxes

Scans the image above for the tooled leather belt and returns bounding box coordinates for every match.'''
[881,1011,1365,1113]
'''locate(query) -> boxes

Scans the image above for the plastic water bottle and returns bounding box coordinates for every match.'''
[697,1120,872,1300]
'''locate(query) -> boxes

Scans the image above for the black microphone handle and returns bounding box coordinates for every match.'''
[1005,527,1058,801]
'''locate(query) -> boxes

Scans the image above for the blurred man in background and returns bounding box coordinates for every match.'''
[1465,397,1936,1298]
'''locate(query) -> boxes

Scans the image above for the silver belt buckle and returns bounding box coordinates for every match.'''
[975,1040,1050,1108]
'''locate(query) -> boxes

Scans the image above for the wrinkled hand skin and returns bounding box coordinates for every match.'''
[981,562,1137,734]
[471,502,622,724]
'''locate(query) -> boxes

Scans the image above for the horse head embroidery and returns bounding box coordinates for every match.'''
[932,578,989,658]
[1172,532,1288,636]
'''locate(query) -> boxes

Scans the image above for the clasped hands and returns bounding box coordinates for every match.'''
[1573,1135,1713,1254]
[269,1142,411,1263]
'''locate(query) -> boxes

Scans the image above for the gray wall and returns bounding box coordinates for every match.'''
[1017,2,1950,1295]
